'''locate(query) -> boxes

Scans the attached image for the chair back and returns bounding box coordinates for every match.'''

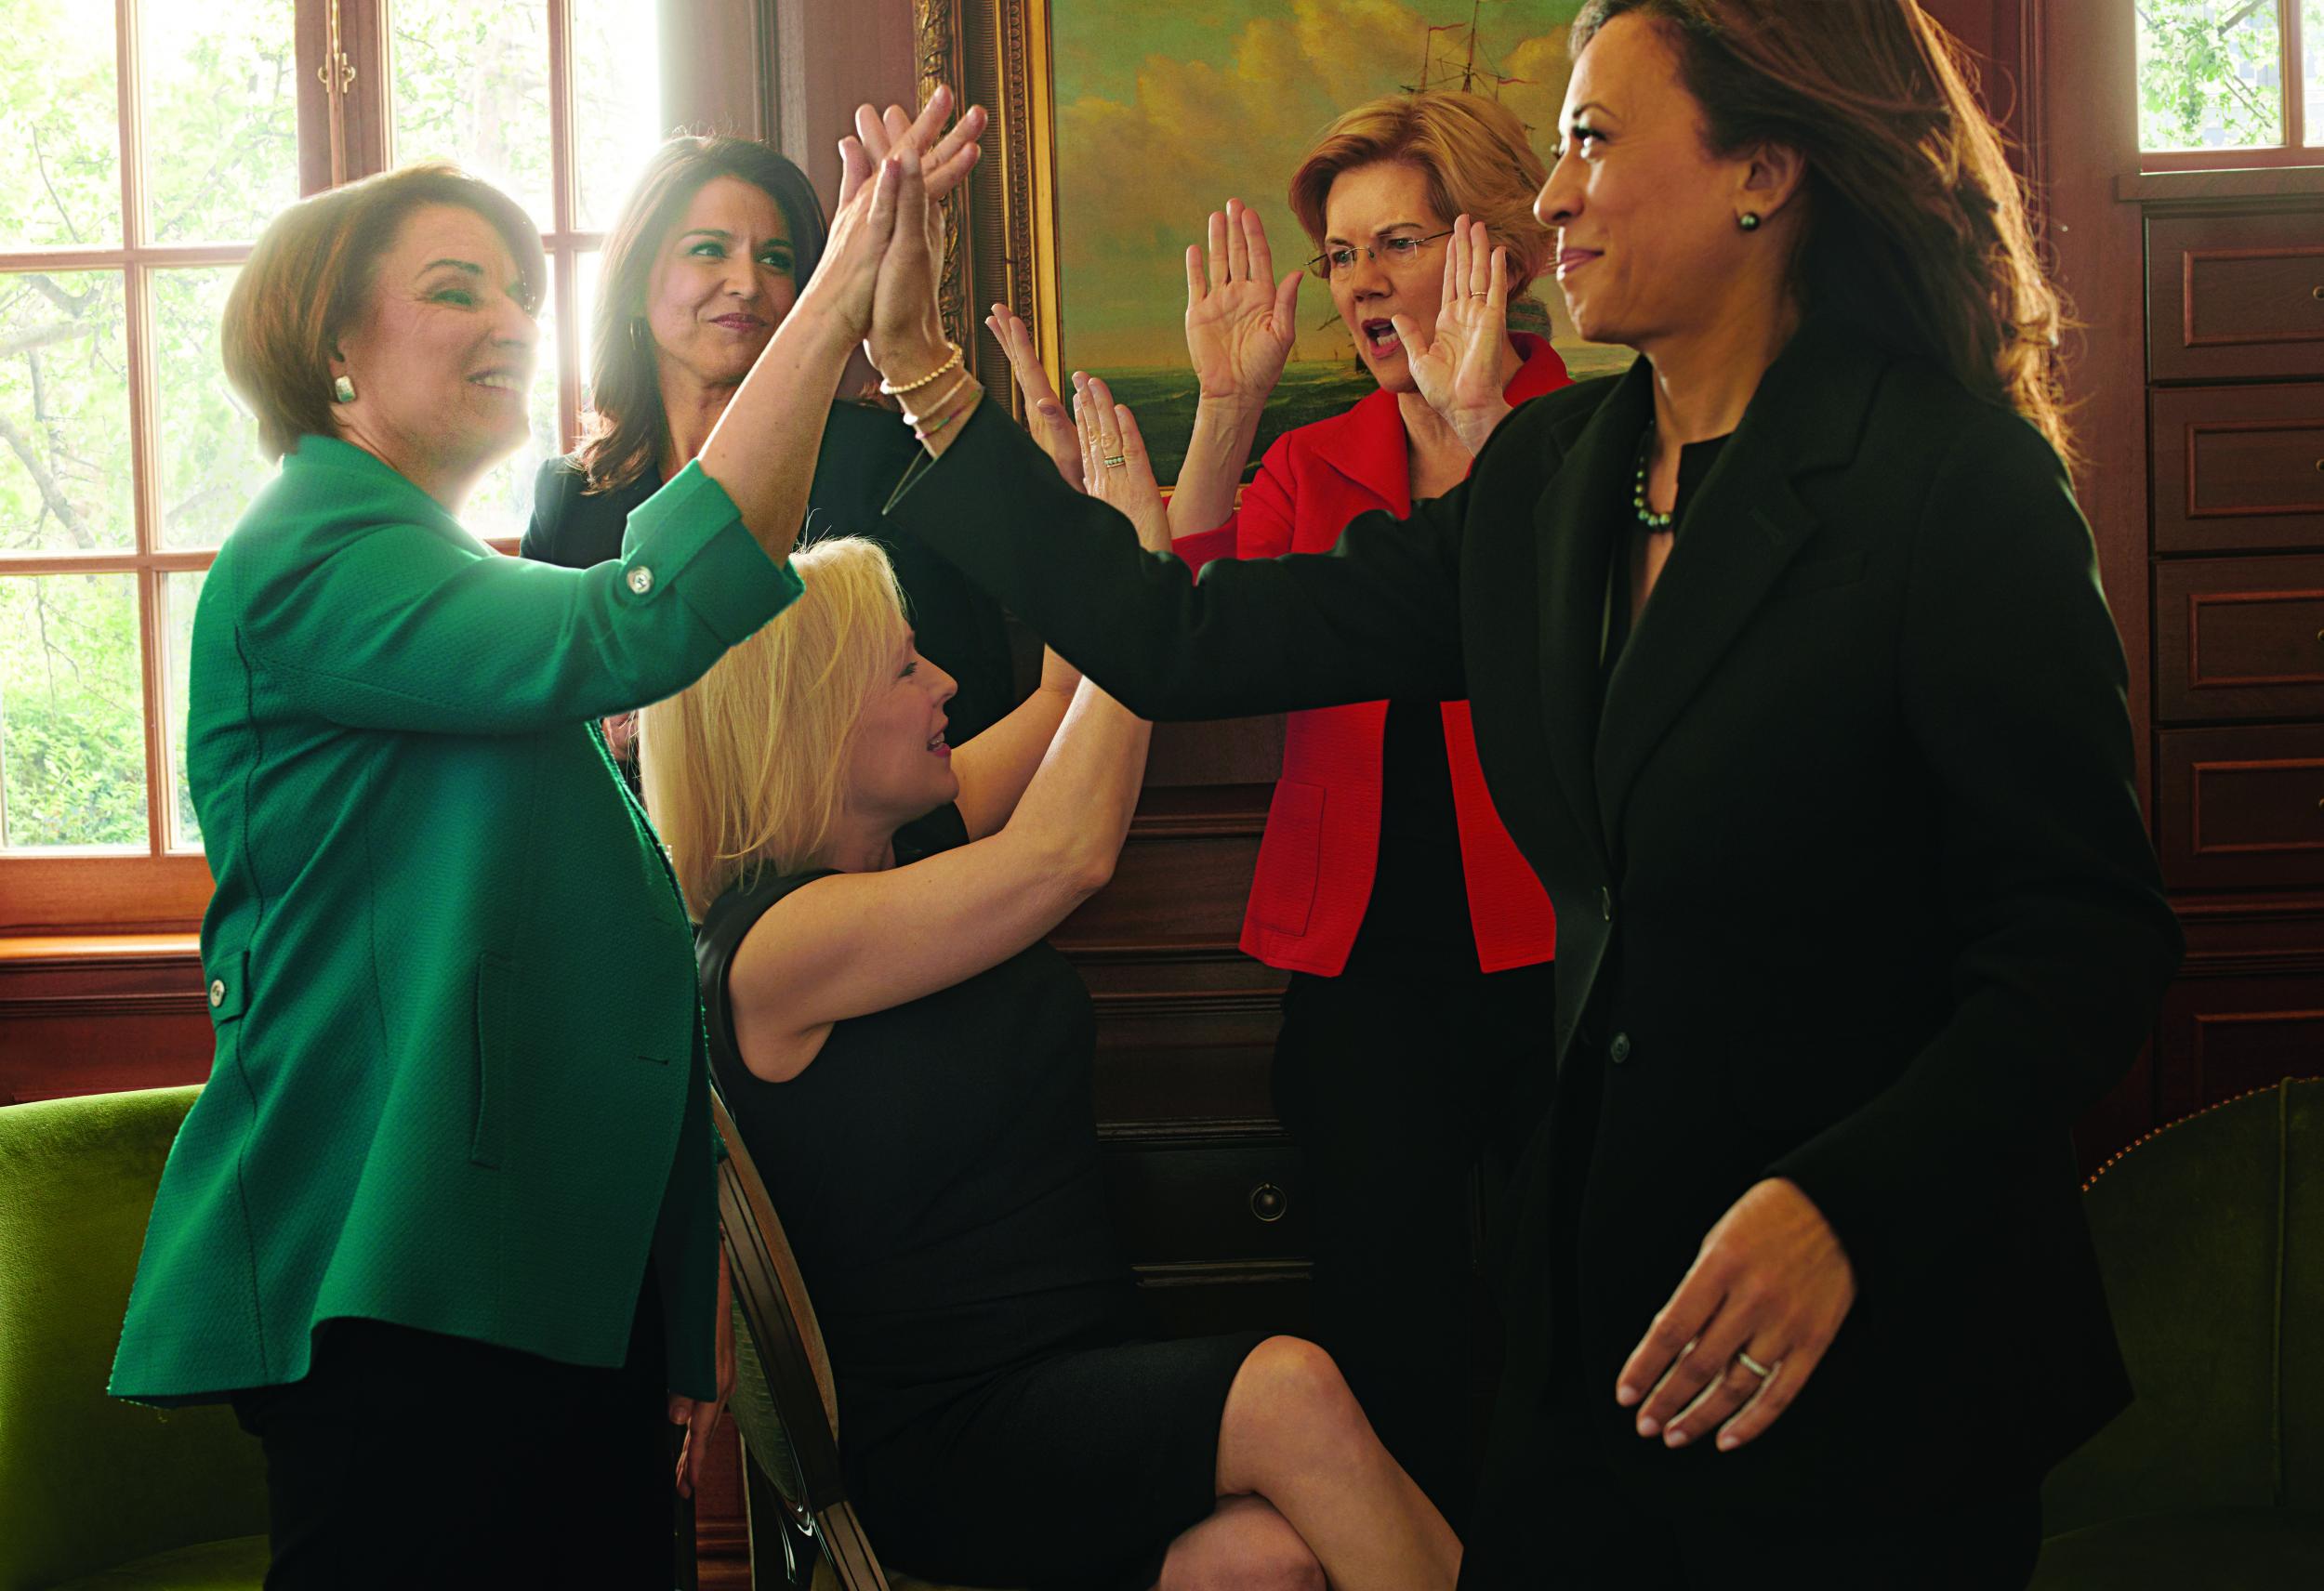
[711,1088,894,1591]
[0,1086,269,1590]
[2042,1078,2324,1535]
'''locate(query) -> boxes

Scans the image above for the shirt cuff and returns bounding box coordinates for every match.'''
[622,461,806,643]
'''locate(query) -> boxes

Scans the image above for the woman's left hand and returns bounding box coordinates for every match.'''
[1616,1177,1856,1453]
[670,1249,739,1498]
[1390,216,1515,456]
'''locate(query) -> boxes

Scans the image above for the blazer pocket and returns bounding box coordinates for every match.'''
[1768,551,1867,603]
[1250,780,1327,939]
[471,953,520,1169]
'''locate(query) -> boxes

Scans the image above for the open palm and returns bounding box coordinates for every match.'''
[1391,216,1513,454]
[1183,199,1301,406]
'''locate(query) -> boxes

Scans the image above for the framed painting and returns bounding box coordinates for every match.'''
[918,0,1631,486]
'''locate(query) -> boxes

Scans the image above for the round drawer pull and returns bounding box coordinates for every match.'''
[1249,1182,1288,1223]
[2314,285,2324,300]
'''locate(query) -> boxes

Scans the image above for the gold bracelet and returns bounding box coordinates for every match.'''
[878,343,963,397]
[902,369,975,428]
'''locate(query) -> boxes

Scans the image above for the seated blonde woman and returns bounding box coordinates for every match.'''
[639,395,1459,1588]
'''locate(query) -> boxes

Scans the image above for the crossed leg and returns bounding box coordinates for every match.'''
[1155,1335,1463,1591]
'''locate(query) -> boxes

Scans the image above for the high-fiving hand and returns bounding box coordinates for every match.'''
[1072,374,1170,554]
[985,301,1083,490]
[1390,214,1517,456]
[836,85,986,378]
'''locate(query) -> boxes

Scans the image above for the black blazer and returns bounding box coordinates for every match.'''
[888,317,2184,1519]
[525,399,1017,743]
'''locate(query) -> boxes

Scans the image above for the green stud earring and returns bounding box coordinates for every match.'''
[332,375,356,403]
[1737,213,1762,232]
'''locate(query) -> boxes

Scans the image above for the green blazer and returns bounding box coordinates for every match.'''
[110,436,800,1405]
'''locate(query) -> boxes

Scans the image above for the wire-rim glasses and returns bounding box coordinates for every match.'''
[1306,228,1457,280]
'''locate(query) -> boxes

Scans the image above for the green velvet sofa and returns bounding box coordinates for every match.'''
[0,1085,268,1590]
[2032,1076,2324,1585]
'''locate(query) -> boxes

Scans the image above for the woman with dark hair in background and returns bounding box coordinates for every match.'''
[527,127,1014,751]
[872,4,2184,1584]
[989,91,1565,1519]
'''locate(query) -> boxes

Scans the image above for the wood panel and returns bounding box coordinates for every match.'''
[2157,725,2324,892]
[2148,208,2324,385]
[2157,972,2324,1118]
[2152,384,2324,555]
[2153,555,2324,723]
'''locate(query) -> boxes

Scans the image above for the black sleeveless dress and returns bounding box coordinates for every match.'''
[697,807,1265,1589]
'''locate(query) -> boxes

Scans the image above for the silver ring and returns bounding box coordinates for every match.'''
[1736,1350,1775,1379]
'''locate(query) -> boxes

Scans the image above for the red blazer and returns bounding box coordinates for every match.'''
[1173,334,1568,976]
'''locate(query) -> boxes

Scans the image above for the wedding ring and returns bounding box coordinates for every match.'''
[1103,454,1128,468]
[1736,1350,1775,1379]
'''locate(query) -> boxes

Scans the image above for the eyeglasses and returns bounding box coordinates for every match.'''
[1306,229,1456,279]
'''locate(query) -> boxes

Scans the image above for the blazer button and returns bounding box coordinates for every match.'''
[207,979,226,1007]
[1599,886,1614,922]
[1609,1032,1632,1064]
[627,565,654,595]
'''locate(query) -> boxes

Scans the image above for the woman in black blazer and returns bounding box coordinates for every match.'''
[859,2,2183,1584]
[525,125,1014,746]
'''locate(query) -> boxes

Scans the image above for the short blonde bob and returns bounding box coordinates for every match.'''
[640,535,908,916]
[221,163,543,462]
[1289,91,1553,294]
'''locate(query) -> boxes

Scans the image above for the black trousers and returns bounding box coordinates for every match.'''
[230,1275,674,1590]
[1272,957,1557,1527]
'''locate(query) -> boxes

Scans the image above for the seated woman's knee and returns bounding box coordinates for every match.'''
[1235,1335,1365,1440]
[1158,1496,1324,1591]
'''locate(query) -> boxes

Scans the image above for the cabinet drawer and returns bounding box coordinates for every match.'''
[2156,971,2324,1119]
[1102,1136,1308,1264]
[2154,556,2324,723]
[2148,209,2324,384]
[2158,726,2324,890]
[2152,386,2324,553]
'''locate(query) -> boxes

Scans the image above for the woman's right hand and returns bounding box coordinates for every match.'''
[986,301,1084,490]
[789,142,902,346]
[1073,375,1170,554]
[1182,199,1301,412]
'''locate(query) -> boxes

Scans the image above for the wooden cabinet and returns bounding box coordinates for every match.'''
[2138,181,2324,1117]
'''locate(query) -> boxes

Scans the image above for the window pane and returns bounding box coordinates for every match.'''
[2307,0,2323,144]
[0,0,123,248]
[576,246,602,415]
[391,0,556,232]
[163,568,202,849]
[0,270,133,553]
[0,571,146,851]
[154,266,272,549]
[2138,0,2286,151]
[571,0,664,232]
[141,0,299,243]
[460,272,560,544]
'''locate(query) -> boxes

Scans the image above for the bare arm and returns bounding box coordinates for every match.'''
[722,676,1150,1082]
[950,645,1080,839]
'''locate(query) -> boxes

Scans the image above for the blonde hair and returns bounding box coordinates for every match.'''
[640,536,907,916]
[1289,92,1554,293]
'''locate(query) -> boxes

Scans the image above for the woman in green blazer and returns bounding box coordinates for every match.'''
[109,109,973,1587]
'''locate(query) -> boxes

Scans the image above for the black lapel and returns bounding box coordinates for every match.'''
[1533,358,1655,870]
[1594,320,1887,846]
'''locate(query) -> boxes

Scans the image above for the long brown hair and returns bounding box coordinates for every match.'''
[576,137,828,492]
[1573,0,2070,463]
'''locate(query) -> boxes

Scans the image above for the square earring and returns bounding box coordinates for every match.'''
[333,375,356,402]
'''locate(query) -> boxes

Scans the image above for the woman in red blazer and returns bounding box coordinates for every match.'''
[993,91,1565,1520]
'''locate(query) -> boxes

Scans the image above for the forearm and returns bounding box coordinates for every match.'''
[1168,399,1263,539]
[694,306,859,563]
[1003,676,1151,889]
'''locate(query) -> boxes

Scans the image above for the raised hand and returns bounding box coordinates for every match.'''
[791,146,902,343]
[840,83,986,204]
[985,301,1083,489]
[1615,1177,1857,1454]
[1390,215,1515,455]
[1073,375,1170,553]
[1182,198,1301,411]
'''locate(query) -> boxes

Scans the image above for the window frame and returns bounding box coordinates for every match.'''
[0,0,756,934]
[2139,0,2318,169]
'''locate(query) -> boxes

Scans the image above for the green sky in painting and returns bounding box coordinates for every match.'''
[1050,0,1589,371]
